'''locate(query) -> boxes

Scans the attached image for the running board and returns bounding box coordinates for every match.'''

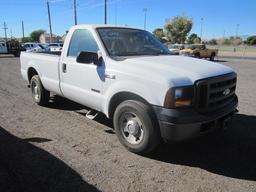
[85,110,99,120]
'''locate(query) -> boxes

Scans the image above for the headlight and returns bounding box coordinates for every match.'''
[164,86,194,108]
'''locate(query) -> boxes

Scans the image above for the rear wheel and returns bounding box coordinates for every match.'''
[113,100,160,154]
[194,52,200,58]
[31,75,50,106]
[210,53,215,61]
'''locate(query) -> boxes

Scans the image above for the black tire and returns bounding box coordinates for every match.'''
[113,100,160,154]
[30,75,50,106]
[194,52,200,59]
[210,53,215,61]
[13,51,20,57]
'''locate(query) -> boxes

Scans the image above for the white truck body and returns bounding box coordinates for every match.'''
[20,25,238,153]
[0,42,8,54]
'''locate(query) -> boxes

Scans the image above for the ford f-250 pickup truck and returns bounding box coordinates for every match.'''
[20,25,238,154]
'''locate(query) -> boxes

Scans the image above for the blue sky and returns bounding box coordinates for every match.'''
[0,0,255,39]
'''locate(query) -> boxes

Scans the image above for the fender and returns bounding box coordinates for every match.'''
[102,80,167,117]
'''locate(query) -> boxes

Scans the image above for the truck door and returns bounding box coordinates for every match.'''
[60,29,105,111]
[200,45,208,58]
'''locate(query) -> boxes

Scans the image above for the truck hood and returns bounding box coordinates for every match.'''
[180,49,194,53]
[118,55,234,86]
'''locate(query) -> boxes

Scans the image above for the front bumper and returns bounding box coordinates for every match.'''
[153,97,238,141]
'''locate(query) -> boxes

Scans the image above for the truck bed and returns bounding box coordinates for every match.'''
[20,51,62,95]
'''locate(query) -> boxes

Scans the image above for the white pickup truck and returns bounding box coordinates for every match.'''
[20,25,238,154]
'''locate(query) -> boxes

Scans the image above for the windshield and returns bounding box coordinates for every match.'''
[97,28,171,57]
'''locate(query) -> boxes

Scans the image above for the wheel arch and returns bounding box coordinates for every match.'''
[107,91,151,119]
[27,67,39,83]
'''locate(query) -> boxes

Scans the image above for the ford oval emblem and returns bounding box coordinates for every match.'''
[223,88,230,96]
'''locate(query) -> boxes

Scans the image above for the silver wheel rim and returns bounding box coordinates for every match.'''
[31,80,40,102]
[119,112,144,145]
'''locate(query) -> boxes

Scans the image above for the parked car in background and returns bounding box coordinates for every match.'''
[48,43,63,52]
[20,25,238,154]
[0,41,8,53]
[0,40,25,57]
[168,44,185,55]
[180,44,218,61]
[22,43,39,51]
[26,44,47,53]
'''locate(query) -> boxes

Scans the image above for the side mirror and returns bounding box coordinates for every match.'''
[76,51,102,65]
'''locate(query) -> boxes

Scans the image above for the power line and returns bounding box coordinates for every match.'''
[74,0,77,25]
[47,0,53,43]
[2,22,8,42]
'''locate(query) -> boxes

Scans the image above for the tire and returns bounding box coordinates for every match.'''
[113,100,160,154]
[13,51,20,57]
[194,52,200,59]
[210,53,215,61]
[30,75,50,106]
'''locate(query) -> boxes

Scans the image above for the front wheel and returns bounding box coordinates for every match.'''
[113,100,160,154]
[31,75,50,106]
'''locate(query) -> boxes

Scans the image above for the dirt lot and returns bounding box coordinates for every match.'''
[0,55,256,192]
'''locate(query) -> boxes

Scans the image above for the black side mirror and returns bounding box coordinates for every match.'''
[76,51,102,65]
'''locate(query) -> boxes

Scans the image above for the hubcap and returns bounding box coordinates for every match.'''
[31,81,40,102]
[120,112,144,145]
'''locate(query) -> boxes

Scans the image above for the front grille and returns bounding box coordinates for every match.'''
[195,73,237,113]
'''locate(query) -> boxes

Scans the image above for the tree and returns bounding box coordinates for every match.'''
[217,36,242,45]
[208,39,217,45]
[21,37,33,43]
[187,33,201,44]
[164,16,193,44]
[152,28,165,40]
[30,29,46,42]
[245,36,256,45]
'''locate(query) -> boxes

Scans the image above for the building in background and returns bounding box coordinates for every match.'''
[39,33,61,43]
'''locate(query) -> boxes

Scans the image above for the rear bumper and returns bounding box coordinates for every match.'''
[153,96,238,141]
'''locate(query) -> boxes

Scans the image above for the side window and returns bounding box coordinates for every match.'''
[68,29,99,57]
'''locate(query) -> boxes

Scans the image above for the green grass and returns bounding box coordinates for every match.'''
[208,45,256,52]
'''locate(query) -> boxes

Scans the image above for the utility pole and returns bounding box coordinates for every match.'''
[104,0,107,24]
[10,28,13,39]
[222,30,226,39]
[200,17,203,42]
[143,8,147,30]
[74,0,77,25]
[235,24,240,38]
[47,0,53,43]
[22,21,25,40]
[3,22,8,42]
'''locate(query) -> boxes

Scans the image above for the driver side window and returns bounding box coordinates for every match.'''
[68,29,99,57]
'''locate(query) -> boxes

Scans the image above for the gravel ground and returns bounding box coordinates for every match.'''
[0,55,256,192]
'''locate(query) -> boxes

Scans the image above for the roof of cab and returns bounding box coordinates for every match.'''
[70,24,141,31]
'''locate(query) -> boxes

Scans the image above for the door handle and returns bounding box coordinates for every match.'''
[62,63,67,73]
